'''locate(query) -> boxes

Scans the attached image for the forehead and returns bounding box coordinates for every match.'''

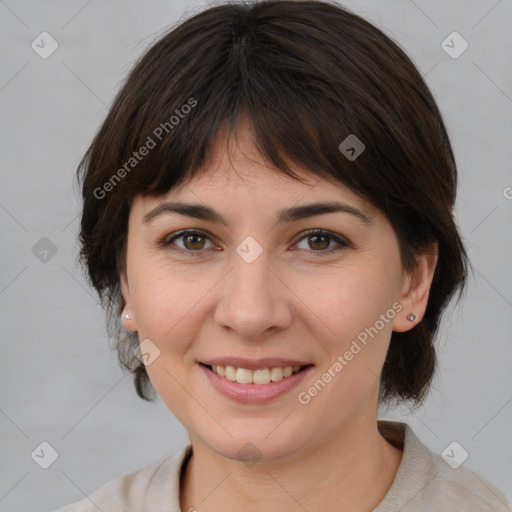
[136,121,376,221]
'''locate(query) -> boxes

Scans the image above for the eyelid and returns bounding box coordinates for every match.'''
[161,228,351,254]
[293,228,351,250]
[160,229,217,250]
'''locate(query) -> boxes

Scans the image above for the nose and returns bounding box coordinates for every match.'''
[213,246,293,341]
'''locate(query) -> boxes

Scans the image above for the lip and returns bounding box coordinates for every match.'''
[200,357,312,371]
[198,362,315,404]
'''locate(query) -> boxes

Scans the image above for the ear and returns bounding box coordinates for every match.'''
[393,243,438,332]
[120,271,138,332]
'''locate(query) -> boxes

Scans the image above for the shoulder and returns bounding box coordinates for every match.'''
[376,421,512,512]
[51,444,192,512]
[425,450,512,511]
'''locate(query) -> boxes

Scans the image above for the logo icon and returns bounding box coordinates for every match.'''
[237,442,263,468]
[441,32,468,59]
[441,441,469,469]
[31,32,59,59]
[236,236,263,264]
[31,441,59,469]
[133,338,161,366]
[32,237,58,263]
[339,134,365,161]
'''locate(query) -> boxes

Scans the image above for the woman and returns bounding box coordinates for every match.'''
[54,0,512,510]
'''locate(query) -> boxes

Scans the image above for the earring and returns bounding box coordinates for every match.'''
[121,310,136,331]
[121,308,134,322]
[407,313,416,322]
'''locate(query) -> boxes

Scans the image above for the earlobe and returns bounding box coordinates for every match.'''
[392,244,438,333]
[120,272,138,332]
[121,308,137,331]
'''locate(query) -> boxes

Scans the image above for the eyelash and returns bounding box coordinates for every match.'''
[161,229,350,256]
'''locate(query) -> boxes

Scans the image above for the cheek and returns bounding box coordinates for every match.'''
[129,261,220,352]
[302,258,400,404]
[128,264,208,416]
[305,259,399,345]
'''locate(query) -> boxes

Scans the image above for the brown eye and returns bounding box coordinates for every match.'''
[163,230,214,252]
[295,229,350,254]
[307,234,330,251]
[181,233,206,250]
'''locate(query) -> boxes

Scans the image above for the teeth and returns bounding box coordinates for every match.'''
[253,368,271,385]
[225,365,236,381]
[270,367,283,381]
[235,368,253,384]
[208,364,303,384]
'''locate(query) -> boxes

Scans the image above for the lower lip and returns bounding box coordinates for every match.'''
[199,364,314,404]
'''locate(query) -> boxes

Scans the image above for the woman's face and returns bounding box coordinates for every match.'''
[121,125,430,463]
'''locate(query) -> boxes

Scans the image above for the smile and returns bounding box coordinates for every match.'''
[199,362,315,404]
[204,364,305,385]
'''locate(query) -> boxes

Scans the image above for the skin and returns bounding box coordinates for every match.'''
[120,122,438,511]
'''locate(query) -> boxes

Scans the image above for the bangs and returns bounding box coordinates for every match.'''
[122,58,365,201]
[95,1,425,210]
[142,97,344,195]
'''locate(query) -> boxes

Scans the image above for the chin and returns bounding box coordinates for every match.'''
[194,417,318,465]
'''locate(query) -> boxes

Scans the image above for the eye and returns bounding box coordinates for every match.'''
[161,230,216,253]
[161,228,350,256]
[293,229,350,254]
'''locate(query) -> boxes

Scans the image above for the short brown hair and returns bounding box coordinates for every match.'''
[77,0,470,405]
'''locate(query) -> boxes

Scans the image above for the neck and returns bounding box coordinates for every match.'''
[179,418,403,512]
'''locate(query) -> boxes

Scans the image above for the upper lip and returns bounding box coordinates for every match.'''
[200,357,313,370]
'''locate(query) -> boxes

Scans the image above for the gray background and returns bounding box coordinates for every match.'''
[1,0,511,510]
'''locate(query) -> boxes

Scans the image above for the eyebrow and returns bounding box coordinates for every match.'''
[143,200,372,226]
